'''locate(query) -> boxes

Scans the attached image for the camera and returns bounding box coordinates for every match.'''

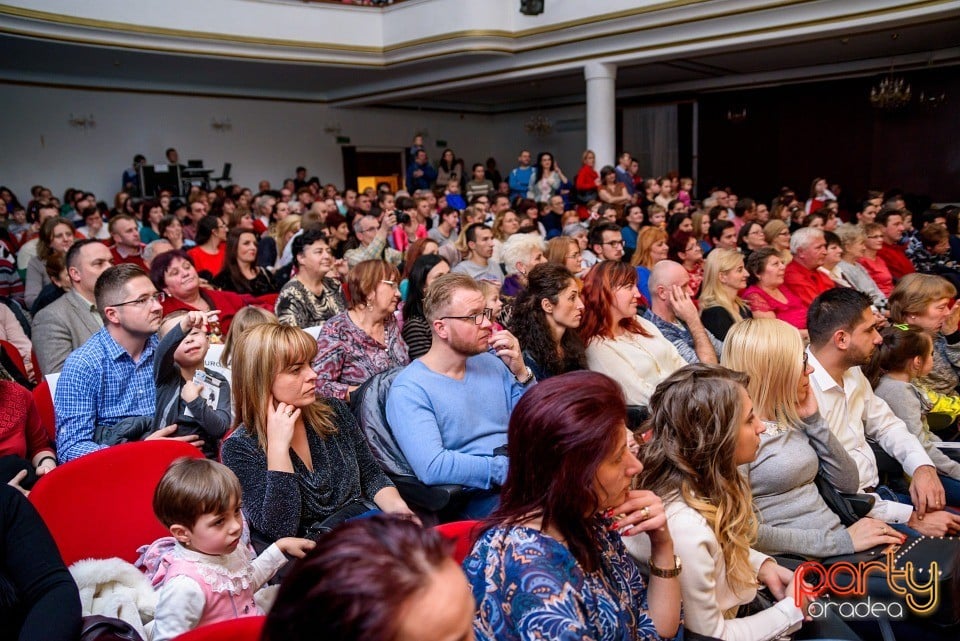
[395,210,411,225]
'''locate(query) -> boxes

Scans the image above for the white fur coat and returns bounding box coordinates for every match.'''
[70,557,158,639]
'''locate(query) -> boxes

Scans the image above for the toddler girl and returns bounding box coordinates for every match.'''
[867,324,960,504]
[150,457,314,641]
[155,310,231,459]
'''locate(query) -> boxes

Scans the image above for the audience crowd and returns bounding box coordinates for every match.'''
[3,143,960,640]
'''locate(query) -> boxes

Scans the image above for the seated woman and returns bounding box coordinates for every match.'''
[508,263,586,381]
[213,228,279,298]
[140,200,164,243]
[312,260,409,402]
[630,364,806,641]
[151,250,246,336]
[265,514,472,641]
[25,217,74,310]
[721,319,904,558]
[546,235,585,280]
[699,248,752,341]
[0,376,55,494]
[835,223,888,310]
[220,323,415,543]
[0,484,81,641]
[259,215,302,271]
[160,215,191,251]
[762,220,792,265]
[398,237,439,301]
[741,247,807,334]
[401,254,450,360]
[631,226,669,302]
[737,220,768,262]
[187,215,227,279]
[858,222,895,297]
[499,233,547,297]
[580,260,686,407]
[463,371,681,641]
[889,273,960,396]
[667,231,704,296]
[274,230,345,329]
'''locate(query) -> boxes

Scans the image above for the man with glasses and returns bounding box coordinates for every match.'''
[587,222,625,263]
[386,273,534,518]
[345,213,401,268]
[55,264,202,462]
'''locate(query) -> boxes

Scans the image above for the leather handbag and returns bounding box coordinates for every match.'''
[301,498,379,540]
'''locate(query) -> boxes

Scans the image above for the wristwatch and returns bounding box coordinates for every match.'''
[515,366,535,385]
[649,554,682,578]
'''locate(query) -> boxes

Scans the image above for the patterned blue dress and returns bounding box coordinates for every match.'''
[464,518,680,640]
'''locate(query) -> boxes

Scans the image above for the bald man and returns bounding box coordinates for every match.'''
[642,260,721,364]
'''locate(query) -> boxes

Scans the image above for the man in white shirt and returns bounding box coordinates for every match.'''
[806,288,960,536]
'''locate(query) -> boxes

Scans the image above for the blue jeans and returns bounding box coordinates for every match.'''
[875,483,960,536]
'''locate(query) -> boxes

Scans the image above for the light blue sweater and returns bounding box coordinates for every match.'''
[386,353,532,489]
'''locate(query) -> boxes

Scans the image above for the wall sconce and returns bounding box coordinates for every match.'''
[210,118,232,132]
[323,122,342,135]
[725,107,748,123]
[918,91,947,109]
[68,114,96,129]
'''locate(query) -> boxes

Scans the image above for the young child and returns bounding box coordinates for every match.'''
[150,458,314,641]
[478,279,504,331]
[155,310,231,459]
[867,324,960,504]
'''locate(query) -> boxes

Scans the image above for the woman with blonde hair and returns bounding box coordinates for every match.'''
[629,364,806,640]
[721,319,903,559]
[699,248,751,341]
[490,209,520,266]
[834,223,888,309]
[630,226,669,302]
[265,214,302,270]
[220,323,415,543]
[762,219,792,265]
[889,273,960,395]
[546,236,584,279]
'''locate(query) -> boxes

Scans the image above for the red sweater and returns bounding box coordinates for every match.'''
[783,260,835,306]
[0,381,52,461]
[877,243,915,282]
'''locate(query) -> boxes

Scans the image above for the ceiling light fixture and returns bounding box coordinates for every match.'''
[523,114,553,137]
[870,75,911,110]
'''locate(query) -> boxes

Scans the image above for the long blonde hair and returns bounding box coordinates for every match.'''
[722,318,803,427]
[639,364,758,609]
[231,323,334,451]
[700,248,746,322]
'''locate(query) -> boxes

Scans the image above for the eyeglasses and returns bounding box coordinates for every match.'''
[440,308,493,325]
[360,226,379,234]
[601,240,625,247]
[110,291,166,308]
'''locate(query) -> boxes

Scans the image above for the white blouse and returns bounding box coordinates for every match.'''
[585,316,688,406]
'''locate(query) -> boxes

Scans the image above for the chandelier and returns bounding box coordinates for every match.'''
[523,115,553,137]
[870,76,911,110]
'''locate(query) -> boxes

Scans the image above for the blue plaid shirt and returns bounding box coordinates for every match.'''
[55,327,158,463]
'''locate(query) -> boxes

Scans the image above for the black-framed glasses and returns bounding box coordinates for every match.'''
[110,291,166,308]
[602,239,625,247]
[440,308,493,325]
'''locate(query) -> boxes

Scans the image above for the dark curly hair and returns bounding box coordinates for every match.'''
[508,263,586,378]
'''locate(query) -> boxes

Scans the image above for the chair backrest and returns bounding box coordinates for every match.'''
[30,440,204,565]
[351,366,413,478]
[434,520,481,564]
[33,378,56,445]
[220,163,232,180]
[0,339,27,378]
[171,615,265,641]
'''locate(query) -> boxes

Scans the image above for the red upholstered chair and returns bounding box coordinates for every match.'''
[0,339,28,379]
[172,616,265,641]
[29,440,204,565]
[32,379,56,445]
[434,519,480,564]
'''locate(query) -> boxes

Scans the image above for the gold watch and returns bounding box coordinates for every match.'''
[649,554,682,578]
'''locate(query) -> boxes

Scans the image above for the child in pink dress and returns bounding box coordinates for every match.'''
[149,458,314,641]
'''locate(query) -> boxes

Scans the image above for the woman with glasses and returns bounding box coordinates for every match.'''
[312,260,409,402]
[186,215,228,279]
[667,231,704,296]
[546,236,586,280]
[835,223,889,310]
[762,219,792,266]
[858,222,895,297]
[579,260,686,407]
[737,221,768,262]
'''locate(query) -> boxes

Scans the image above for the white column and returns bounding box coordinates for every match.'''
[584,62,617,168]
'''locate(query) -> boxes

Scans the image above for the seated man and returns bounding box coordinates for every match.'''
[806,288,960,536]
[32,239,114,374]
[108,214,147,270]
[642,260,720,364]
[344,213,401,268]
[386,273,534,518]
[450,223,504,283]
[55,264,200,463]
[784,227,835,306]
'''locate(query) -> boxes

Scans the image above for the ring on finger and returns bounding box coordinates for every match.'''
[640,506,651,520]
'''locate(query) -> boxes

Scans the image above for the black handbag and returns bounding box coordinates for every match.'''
[301,498,379,540]
[814,471,875,527]
[79,616,144,641]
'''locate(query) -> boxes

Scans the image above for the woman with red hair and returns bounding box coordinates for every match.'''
[579,261,686,407]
